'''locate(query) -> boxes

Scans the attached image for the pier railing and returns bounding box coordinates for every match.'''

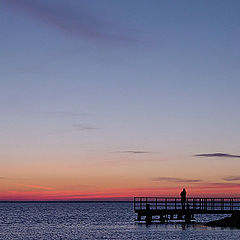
[134,197,240,211]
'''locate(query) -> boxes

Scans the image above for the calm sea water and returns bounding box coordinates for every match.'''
[0,202,240,239]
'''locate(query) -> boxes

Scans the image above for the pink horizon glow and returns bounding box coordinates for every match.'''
[1,185,240,201]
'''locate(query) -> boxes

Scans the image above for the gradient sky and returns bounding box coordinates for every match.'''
[1,0,240,200]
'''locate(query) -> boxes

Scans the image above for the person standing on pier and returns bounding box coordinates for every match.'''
[180,188,186,210]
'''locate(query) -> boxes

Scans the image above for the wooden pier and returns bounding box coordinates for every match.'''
[134,197,240,223]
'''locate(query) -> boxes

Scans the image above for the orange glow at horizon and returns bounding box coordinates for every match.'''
[1,184,240,201]
[2,153,240,201]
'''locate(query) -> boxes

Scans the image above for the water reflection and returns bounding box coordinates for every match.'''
[0,202,240,240]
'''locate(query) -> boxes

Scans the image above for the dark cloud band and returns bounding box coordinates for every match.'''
[152,177,202,183]
[3,0,137,42]
[223,176,240,181]
[117,151,151,154]
[194,153,240,158]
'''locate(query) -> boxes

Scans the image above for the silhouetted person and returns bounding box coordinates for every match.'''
[180,188,186,210]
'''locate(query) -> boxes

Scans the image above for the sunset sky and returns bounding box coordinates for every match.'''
[1,0,240,200]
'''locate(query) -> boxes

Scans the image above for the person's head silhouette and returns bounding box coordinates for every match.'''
[181,188,186,197]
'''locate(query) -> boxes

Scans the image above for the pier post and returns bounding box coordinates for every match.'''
[145,214,152,224]
[160,214,165,223]
[185,211,191,223]
[177,213,183,220]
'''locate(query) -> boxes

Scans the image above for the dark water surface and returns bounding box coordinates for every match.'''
[0,202,240,239]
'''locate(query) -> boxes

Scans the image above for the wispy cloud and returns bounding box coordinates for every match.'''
[41,111,87,117]
[72,124,97,131]
[45,124,97,136]
[152,177,202,183]
[19,184,53,191]
[0,177,8,180]
[24,110,88,117]
[151,177,240,189]
[197,182,240,188]
[24,110,96,131]
[194,153,240,158]
[100,157,166,167]
[115,151,152,154]
[3,0,137,42]
[223,176,240,181]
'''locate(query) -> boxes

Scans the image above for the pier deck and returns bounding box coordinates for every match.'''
[134,197,240,223]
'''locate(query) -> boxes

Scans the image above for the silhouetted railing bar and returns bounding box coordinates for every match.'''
[134,197,240,211]
[136,197,240,200]
[134,197,240,223]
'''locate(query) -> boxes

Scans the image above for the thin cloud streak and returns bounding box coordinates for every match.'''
[223,176,240,181]
[0,177,8,180]
[116,151,152,154]
[99,157,167,167]
[197,182,240,189]
[24,110,88,117]
[3,0,138,42]
[194,153,240,158]
[18,184,53,191]
[72,124,98,131]
[152,177,202,183]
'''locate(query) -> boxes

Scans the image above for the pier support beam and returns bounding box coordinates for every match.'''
[145,214,152,224]
[134,197,240,224]
[185,212,191,223]
[177,213,183,220]
[159,214,166,223]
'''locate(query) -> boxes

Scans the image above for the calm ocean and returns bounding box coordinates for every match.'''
[0,202,240,239]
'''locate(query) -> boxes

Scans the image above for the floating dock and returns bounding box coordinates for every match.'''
[134,197,240,223]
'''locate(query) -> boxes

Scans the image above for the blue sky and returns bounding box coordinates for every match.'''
[1,0,240,199]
